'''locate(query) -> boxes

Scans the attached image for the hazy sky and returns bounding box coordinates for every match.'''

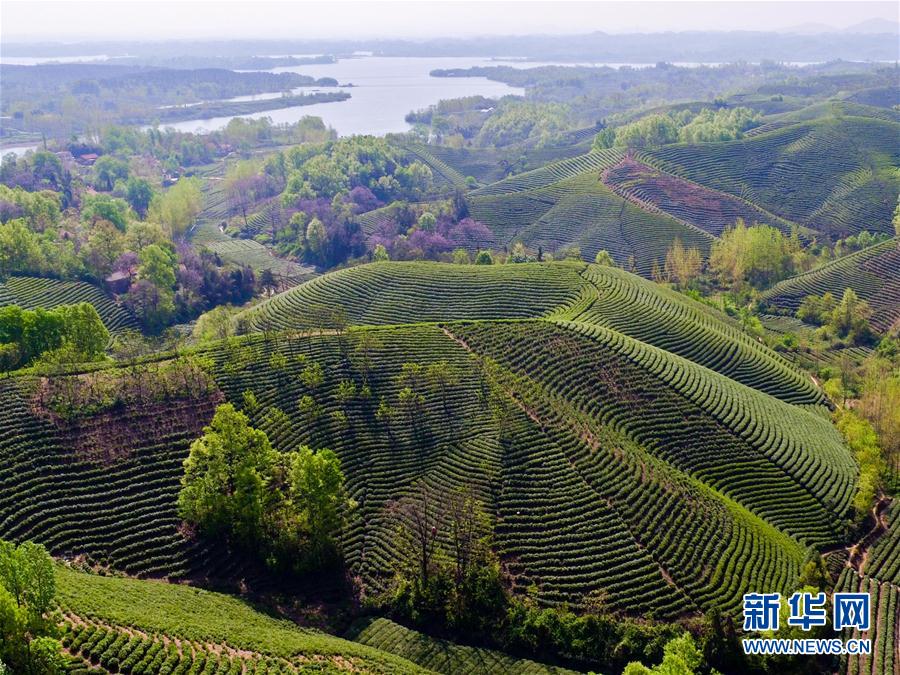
[2,1,898,42]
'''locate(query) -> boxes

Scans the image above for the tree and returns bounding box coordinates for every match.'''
[858,357,900,472]
[709,220,796,290]
[305,217,327,264]
[178,403,278,543]
[624,633,702,674]
[452,248,470,264]
[372,243,390,262]
[193,305,236,344]
[474,250,493,265]
[796,292,836,325]
[81,194,131,231]
[179,403,348,570]
[664,238,702,287]
[0,540,65,674]
[84,219,125,279]
[417,212,436,232]
[594,250,615,266]
[285,447,347,563]
[149,177,203,238]
[92,155,129,191]
[56,303,109,359]
[125,177,154,218]
[829,288,873,345]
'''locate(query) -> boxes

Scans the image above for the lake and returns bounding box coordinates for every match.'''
[159,56,533,136]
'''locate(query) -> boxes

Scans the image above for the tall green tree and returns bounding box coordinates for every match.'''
[0,540,66,674]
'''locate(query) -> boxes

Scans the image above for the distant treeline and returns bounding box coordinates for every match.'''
[4,29,899,62]
[1,65,343,135]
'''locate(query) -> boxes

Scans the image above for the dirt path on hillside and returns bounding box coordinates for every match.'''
[822,493,892,574]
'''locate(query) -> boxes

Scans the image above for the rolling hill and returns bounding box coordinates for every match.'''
[464,152,715,275]
[0,262,857,630]
[759,237,900,333]
[644,116,900,239]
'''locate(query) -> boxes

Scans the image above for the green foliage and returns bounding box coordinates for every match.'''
[0,184,61,232]
[796,292,836,325]
[595,113,679,150]
[0,540,65,674]
[474,250,494,265]
[192,305,237,344]
[475,101,571,148]
[178,403,348,570]
[178,402,279,542]
[92,155,130,191]
[372,243,390,262]
[828,287,873,345]
[81,193,132,231]
[148,177,203,237]
[0,302,109,371]
[623,633,702,674]
[834,409,886,518]
[593,250,615,266]
[709,220,799,290]
[124,176,154,218]
[282,136,433,204]
[678,106,761,143]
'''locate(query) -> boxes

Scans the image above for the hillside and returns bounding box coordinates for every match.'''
[463,153,715,275]
[645,116,900,239]
[0,276,138,333]
[0,262,857,629]
[346,618,576,674]
[56,565,427,673]
[759,237,900,333]
[242,261,823,405]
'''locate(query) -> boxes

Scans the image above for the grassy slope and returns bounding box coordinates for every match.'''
[56,565,427,673]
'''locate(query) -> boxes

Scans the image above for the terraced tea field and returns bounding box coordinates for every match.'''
[646,117,900,238]
[0,276,138,332]
[56,565,426,673]
[602,155,803,237]
[0,258,877,668]
[469,167,714,275]
[347,618,574,674]
[835,568,898,675]
[760,238,900,333]
[240,261,589,329]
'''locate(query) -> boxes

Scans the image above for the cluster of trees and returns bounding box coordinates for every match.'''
[0,540,66,674]
[708,221,805,291]
[178,403,350,571]
[823,348,899,481]
[0,303,109,373]
[473,100,572,148]
[1,153,254,333]
[369,205,494,263]
[594,106,760,150]
[797,288,873,345]
[280,136,434,204]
